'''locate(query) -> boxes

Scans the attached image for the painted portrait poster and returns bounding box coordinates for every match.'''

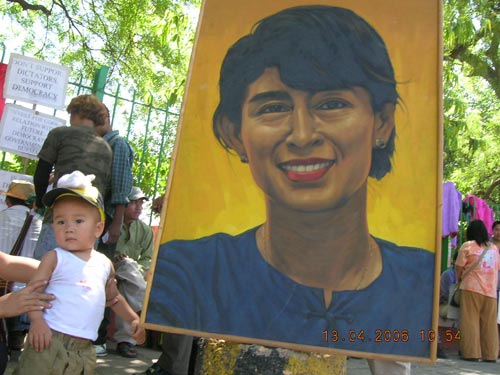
[143,0,442,362]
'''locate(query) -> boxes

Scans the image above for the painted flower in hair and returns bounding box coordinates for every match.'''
[57,171,96,189]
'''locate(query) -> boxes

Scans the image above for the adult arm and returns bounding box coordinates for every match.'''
[107,138,133,244]
[454,242,468,282]
[0,280,54,318]
[455,265,464,282]
[0,252,40,283]
[106,204,125,244]
[34,158,53,209]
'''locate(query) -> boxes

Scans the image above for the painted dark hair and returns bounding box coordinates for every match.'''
[466,220,490,246]
[213,5,399,179]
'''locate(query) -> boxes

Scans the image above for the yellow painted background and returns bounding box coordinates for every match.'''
[158,0,441,252]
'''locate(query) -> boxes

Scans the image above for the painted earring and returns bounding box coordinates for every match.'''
[240,155,248,163]
[375,138,386,149]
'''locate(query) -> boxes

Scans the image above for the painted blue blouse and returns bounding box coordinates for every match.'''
[146,227,434,358]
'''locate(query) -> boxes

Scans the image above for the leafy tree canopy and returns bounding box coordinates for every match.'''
[444,0,500,205]
[1,0,201,218]
[2,0,201,107]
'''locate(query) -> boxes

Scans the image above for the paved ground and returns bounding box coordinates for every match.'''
[347,348,499,375]
[5,343,500,374]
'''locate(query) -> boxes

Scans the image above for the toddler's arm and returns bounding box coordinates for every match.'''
[28,250,57,352]
[106,263,146,345]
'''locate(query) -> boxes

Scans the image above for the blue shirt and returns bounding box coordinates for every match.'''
[103,130,134,217]
[439,268,457,305]
[147,227,434,358]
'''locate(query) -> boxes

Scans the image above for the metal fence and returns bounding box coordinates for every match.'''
[0,46,179,225]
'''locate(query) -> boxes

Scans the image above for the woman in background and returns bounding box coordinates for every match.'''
[456,219,499,362]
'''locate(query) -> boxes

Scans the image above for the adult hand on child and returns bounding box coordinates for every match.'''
[0,280,54,317]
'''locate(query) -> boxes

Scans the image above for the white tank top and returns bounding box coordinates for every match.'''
[44,248,111,340]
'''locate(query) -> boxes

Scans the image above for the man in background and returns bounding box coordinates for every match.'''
[113,187,152,358]
[92,104,135,356]
[94,104,134,260]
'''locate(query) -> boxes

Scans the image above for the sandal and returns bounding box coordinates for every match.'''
[117,341,138,358]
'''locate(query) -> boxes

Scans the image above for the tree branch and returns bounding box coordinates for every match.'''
[7,0,51,16]
[482,178,500,201]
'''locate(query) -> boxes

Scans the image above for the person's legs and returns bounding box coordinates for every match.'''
[498,323,500,358]
[92,217,118,356]
[93,308,111,356]
[459,290,481,359]
[115,316,137,358]
[367,359,411,375]
[157,333,193,374]
[114,317,136,346]
[479,295,499,361]
[136,333,193,375]
[114,259,146,358]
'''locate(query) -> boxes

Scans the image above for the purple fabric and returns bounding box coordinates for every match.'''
[465,195,495,236]
[442,182,462,238]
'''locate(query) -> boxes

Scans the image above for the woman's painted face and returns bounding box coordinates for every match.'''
[237,67,392,212]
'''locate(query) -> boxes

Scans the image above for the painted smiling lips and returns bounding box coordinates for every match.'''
[280,159,335,182]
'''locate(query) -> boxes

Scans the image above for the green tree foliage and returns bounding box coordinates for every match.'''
[1,0,200,208]
[444,0,500,204]
[2,0,200,106]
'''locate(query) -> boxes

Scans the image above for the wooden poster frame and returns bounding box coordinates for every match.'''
[143,0,443,363]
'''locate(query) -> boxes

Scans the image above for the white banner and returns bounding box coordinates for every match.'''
[0,170,33,210]
[3,53,70,109]
[0,104,66,159]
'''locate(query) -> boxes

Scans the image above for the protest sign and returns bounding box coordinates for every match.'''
[3,54,70,109]
[0,104,65,159]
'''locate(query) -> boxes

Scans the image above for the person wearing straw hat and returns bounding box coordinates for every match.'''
[0,179,43,350]
[0,180,41,260]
